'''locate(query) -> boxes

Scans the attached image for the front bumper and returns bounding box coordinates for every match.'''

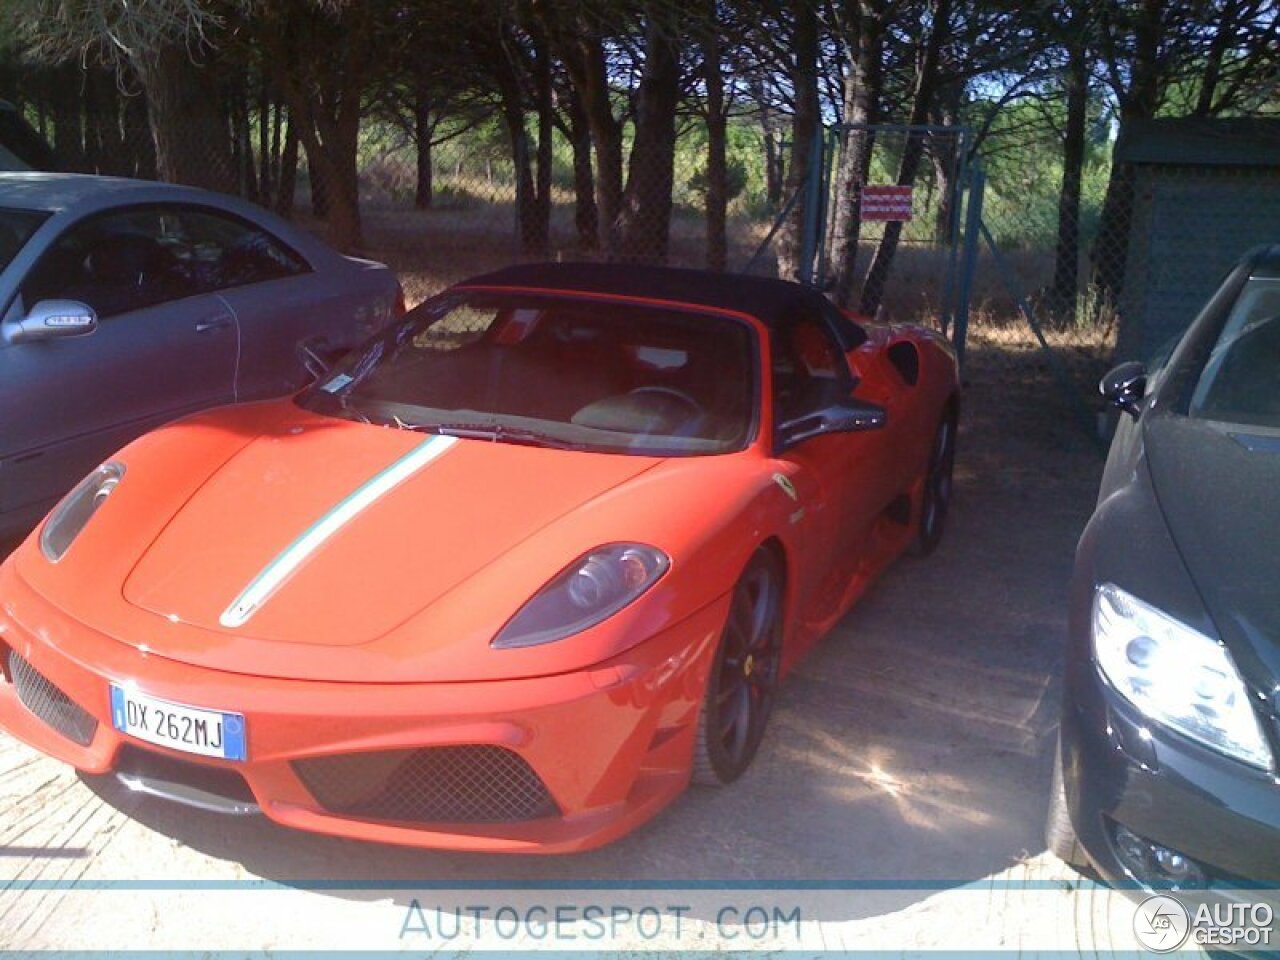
[0,560,725,853]
[1062,661,1280,886]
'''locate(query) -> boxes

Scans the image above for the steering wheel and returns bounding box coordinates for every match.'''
[628,385,702,417]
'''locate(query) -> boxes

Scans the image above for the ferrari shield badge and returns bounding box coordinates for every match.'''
[772,472,798,501]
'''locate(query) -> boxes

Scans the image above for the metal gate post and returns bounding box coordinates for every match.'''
[954,164,985,371]
[797,126,826,287]
[939,129,969,335]
[813,127,838,289]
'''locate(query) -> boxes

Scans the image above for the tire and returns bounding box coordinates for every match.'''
[912,406,957,556]
[1046,736,1088,868]
[692,548,784,786]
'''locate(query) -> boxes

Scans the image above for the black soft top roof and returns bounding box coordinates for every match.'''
[456,262,865,345]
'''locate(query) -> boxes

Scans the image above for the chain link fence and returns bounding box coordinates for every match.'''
[13,86,1276,446]
[967,123,1280,439]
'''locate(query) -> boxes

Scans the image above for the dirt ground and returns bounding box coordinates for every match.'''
[0,312,1184,952]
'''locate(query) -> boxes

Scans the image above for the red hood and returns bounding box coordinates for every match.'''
[14,402,680,682]
[119,411,661,651]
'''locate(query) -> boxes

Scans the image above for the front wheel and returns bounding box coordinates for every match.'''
[1046,735,1088,868]
[692,549,784,786]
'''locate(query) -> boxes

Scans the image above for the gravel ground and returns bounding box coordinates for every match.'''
[0,334,1188,954]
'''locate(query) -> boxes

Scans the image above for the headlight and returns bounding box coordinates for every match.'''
[492,543,669,649]
[1092,582,1272,770]
[40,462,125,563]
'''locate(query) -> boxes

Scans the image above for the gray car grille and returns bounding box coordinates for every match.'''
[7,649,98,747]
[293,745,558,825]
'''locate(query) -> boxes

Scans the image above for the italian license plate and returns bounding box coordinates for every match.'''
[109,685,246,761]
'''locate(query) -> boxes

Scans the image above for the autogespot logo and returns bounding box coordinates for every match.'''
[1133,895,1191,953]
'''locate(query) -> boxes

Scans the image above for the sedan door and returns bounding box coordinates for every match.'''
[182,208,394,401]
[769,312,870,629]
[0,206,238,525]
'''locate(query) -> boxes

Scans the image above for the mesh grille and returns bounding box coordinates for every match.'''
[7,649,98,747]
[293,745,558,825]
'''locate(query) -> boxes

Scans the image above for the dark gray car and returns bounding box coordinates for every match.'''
[1050,243,1280,893]
[0,173,402,538]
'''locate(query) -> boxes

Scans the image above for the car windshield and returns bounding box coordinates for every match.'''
[1189,276,1280,429]
[0,207,47,272]
[299,291,757,456]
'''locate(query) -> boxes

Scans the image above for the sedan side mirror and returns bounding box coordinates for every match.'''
[11,300,98,343]
[296,336,339,381]
[1100,361,1147,418]
[777,398,886,451]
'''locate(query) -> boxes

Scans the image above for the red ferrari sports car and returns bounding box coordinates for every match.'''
[0,263,958,852]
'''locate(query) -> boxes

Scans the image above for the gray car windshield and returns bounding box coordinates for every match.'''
[1190,276,1280,429]
[0,208,47,273]
[302,291,757,456]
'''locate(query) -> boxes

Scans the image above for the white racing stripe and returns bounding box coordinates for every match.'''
[219,434,458,628]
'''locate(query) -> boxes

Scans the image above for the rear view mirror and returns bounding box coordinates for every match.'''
[1100,361,1146,418]
[296,336,344,382]
[777,398,886,451]
[11,300,98,343]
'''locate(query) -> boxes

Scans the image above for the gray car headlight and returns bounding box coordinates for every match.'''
[40,462,125,563]
[1092,582,1272,770]
[492,544,669,649]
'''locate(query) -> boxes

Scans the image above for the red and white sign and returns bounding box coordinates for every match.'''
[861,185,914,221]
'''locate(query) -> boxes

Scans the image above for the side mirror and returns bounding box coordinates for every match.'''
[777,398,886,450]
[11,300,98,343]
[1100,361,1147,418]
[296,336,338,381]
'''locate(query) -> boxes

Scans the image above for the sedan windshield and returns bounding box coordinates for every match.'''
[300,291,757,456]
[1190,276,1280,429]
[0,207,47,273]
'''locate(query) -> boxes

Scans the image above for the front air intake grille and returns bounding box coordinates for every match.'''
[293,745,558,825]
[7,649,97,746]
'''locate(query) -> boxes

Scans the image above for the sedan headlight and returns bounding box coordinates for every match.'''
[492,543,669,649]
[1093,582,1272,770]
[40,462,125,563]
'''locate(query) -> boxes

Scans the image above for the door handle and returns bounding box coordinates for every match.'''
[195,316,233,334]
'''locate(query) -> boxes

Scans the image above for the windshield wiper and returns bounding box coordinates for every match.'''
[411,421,587,450]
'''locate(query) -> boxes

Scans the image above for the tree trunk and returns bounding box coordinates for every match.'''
[309,152,330,218]
[123,88,156,178]
[1049,30,1089,320]
[565,86,598,250]
[490,25,542,256]
[859,0,953,315]
[828,2,885,306]
[502,101,540,255]
[84,69,124,175]
[702,17,728,272]
[756,78,784,211]
[413,76,433,210]
[1093,0,1163,308]
[232,83,259,201]
[929,90,961,243]
[615,9,682,263]
[560,29,623,252]
[276,110,299,218]
[133,42,236,193]
[49,62,85,172]
[258,81,273,204]
[776,0,821,282]
[532,28,555,256]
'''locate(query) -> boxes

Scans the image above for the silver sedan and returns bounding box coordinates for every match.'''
[0,173,402,538]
